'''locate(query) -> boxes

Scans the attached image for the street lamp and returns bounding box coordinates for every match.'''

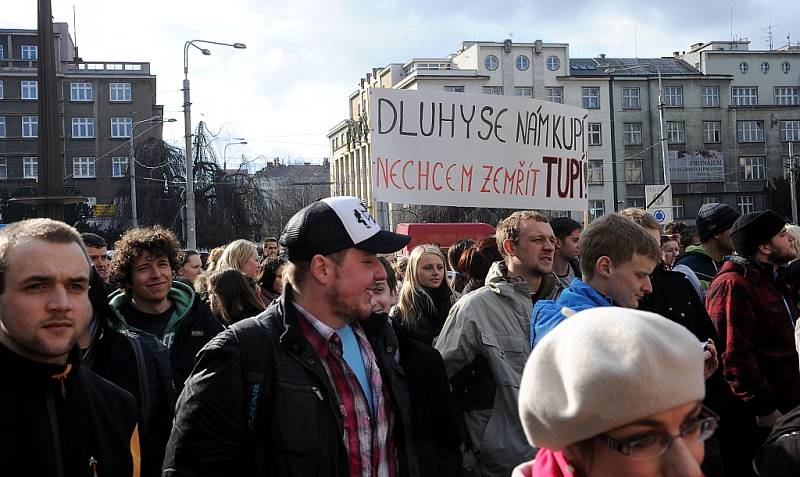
[183,39,247,249]
[599,63,670,192]
[223,140,248,171]
[130,116,177,227]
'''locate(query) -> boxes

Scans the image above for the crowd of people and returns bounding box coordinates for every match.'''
[3,195,800,476]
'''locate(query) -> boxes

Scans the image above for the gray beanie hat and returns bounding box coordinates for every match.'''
[695,203,740,242]
[518,307,705,451]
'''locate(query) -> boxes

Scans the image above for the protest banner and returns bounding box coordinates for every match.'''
[369,88,588,211]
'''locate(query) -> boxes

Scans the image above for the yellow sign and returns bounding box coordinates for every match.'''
[93,204,117,217]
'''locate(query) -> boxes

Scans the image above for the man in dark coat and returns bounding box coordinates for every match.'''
[0,219,140,476]
[163,196,421,476]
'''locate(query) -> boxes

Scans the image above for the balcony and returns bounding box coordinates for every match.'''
[65,61,151,75]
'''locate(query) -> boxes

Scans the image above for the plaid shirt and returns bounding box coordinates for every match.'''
[294,304,397,477]
[706,256,800,416]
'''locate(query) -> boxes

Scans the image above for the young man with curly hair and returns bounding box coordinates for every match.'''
[109,226,222,393]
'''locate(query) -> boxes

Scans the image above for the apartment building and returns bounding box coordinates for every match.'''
[329,39,800,226]
[0,22,163,223]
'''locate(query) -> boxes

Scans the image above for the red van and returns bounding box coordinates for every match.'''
[394,222,496,255]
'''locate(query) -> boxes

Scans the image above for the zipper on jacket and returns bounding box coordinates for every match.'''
[46,389,65,477]
[312,386,324,401]
[89,456,98,477]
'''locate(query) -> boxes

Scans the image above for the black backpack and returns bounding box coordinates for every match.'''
[230,318,275,433]
[754,405,800,476]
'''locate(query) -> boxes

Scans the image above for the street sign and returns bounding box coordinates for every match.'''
[644,185,673,224]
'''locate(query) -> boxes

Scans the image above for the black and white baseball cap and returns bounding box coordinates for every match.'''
[280,196,411,261]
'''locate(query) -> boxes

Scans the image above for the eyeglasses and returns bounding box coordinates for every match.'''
[596,406,719,460]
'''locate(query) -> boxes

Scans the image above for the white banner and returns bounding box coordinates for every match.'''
[369,88,589,211]
[668,150,725,183]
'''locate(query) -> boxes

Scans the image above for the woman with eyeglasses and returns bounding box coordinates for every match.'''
[515,307,718,477]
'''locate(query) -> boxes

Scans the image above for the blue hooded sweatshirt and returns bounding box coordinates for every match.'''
[530,278,613,349]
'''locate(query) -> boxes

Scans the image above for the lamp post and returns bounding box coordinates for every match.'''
[223,140,248,171]
[183,39,246,249]
[600,63,669,192]
[129,116,176,228]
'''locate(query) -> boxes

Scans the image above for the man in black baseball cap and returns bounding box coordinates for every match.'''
[164,196,421,476]
[706,210,800,469]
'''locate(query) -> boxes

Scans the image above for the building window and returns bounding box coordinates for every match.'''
[109,83,132,102]
[0,45,4,59]
[22,116,38,137]
[515,55,529,71]
[514,87,533,97]
[587,123,602,145]
[70,83,93,102]
[0,80,3,99]
[775,87,800,106]
[782,120,800,142]
[782,61,791,74]
[23,157,37,179]
[589,200,605,221]
[111,117,133,138]
[582,87,600,109]
[73,157,96,178]
[444,86,464,93]
[703,121,721,143]
[546,56,561,71]
[739,61,749,73]
[546,87,563,103]
[484,55,499,71]
[664,86,683,107]
[739,157,766,180]
[622,87,640,109]
[71,118,95,138]
[112,157,129,177]
[0,158,6,180]
[737,120,764,142]
[761,61,770,74]
[732,87,758,106]
[482,86,503,95]
[667,121,685,143]
[702,86,720,107]
[703,196,720,205]
[588,160,603,184]
[21,80,38,100]
[623,123,642,145]
[673,197,685,219]
[625,160,643,183]
[20,45,38,60]
[0,117,4,138]
[627,198,645,208]
[737,195,755,214]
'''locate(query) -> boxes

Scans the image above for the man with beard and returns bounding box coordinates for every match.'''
[435,211,563,477]
[163,196,419,477]
[707,210,800,464]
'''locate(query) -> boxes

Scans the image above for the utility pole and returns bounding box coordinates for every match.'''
[790,142,798,224]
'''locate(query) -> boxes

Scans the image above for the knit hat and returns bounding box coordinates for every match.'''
[729,210,787,257]
[695,203,740,242]
[518,307,705,451]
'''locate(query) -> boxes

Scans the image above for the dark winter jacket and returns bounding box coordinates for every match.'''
[391,320,464,477]
[162,287,421,477]
[84,328,174,477]
[0,344,140,477]
[109,280,223,394]
[389,286,456,346]
[706,255,800,417]
[673,245,721,296]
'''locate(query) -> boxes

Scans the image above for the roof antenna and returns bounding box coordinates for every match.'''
[634,24,638,59]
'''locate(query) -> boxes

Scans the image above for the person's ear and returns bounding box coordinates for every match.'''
[596,256,613,278]
[502,239,516,257]
[554,238,563,249]
[308,254,336,285]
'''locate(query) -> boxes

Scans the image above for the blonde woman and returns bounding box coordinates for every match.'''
[390,244,458,346]
[217,239,261,279]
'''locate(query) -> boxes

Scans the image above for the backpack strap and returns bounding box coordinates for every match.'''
[230,317,274,434]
